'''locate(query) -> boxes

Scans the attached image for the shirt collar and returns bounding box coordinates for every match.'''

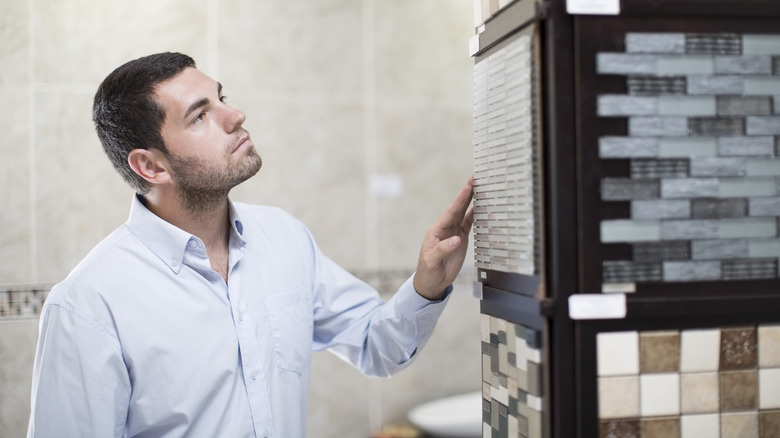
[126,194,246,274]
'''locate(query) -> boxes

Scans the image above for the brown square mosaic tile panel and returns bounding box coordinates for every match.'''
[597,324,780,438]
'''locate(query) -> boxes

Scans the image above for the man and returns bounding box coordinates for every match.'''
[27,52,474,438]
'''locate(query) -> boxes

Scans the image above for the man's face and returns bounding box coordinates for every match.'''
[154,67,262,203]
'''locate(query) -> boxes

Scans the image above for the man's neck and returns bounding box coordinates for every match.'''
[141,190,232,251]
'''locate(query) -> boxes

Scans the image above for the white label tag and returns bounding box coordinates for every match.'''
[469,35,481,57]
[566,0,620,15]
[569,293,627,320]
[473,281,484,300]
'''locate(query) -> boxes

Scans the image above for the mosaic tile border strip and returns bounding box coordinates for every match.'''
[597,324,780,438]
[0,286,51,319]
[473,32,541,276]
[481,314,545,438]
[0,268,450,319]
[596,32,780,286]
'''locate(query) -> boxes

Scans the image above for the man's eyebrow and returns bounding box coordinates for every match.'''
[183,82,224,120]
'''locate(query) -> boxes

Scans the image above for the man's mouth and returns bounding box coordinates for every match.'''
[233,135,252,153]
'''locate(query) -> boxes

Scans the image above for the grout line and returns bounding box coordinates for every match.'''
[362,0,379,273]
[28,0,37,283]
[206,0,219,79]
[362,4,383,433]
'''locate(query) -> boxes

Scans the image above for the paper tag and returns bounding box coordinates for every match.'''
[469,35,481,57]
[569,293,626,320]
[566,0,620,15]
[473,281,484,299]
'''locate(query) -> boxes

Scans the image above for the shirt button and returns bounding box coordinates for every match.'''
[171,259,178,267]
[250,372,258,381]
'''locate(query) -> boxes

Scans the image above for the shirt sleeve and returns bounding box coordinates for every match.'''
[309,245,451,378]
[28,300,131,438]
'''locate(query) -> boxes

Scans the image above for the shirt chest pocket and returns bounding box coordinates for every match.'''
[263,288,314,375]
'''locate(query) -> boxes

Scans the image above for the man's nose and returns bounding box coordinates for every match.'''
[225,106,246,132]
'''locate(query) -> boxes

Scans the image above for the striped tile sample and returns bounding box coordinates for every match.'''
[473,34,540,276]
[597,324,780,438]
[481,314,545,438]
[597,33,780,286]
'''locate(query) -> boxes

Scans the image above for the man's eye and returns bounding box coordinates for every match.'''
[219,95,227,103]
[193,112,205,123]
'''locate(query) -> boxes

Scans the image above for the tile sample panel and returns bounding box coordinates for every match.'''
[597,324,780,438]
[473,32,541,277]
[596,32,780,287]
[481,315,545,438]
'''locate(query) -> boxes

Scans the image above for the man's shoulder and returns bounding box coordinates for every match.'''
[46,225,141,302]
[233,202,306,230]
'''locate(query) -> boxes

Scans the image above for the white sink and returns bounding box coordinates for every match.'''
[407,391,483,438]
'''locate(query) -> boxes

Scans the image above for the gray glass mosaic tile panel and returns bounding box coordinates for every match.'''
[473,34,540,276]
[597,32,780,286]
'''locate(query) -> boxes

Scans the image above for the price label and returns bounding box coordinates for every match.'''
[566,0,620,15]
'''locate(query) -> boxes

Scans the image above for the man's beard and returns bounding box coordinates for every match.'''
[167,146,262,215]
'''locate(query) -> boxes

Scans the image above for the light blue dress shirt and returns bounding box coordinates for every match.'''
[28,195,450,438]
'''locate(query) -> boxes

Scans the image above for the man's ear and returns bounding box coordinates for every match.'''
[127,149,172,185]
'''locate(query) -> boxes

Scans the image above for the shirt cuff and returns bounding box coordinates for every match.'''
[394,274,452,338]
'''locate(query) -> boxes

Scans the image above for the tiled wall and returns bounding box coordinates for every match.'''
[597,325,780,438]
[0,1,477,437]
[481,314,545,438]
[596,32,780,286]
[473,31,541,276]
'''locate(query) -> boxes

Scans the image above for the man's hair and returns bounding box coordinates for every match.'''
[92,52,196,193]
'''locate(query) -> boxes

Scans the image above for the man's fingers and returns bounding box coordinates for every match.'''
[437,177,474,227]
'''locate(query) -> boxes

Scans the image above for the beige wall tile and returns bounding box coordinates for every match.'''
[374,0,473,105]
[721,412,759,438]
[376,282,481,426]
[681,372,719,414]
[0,319,40,437]
[33,0,210,84]
[759,324,780,367]
[0,0,28,83]
[598,375,640,419]
[0,89,32,285]
[229,98,368,270]
[34,90,132,283]
[374,106,473,270]
[218,0,363,95]
[307,350,371,438]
